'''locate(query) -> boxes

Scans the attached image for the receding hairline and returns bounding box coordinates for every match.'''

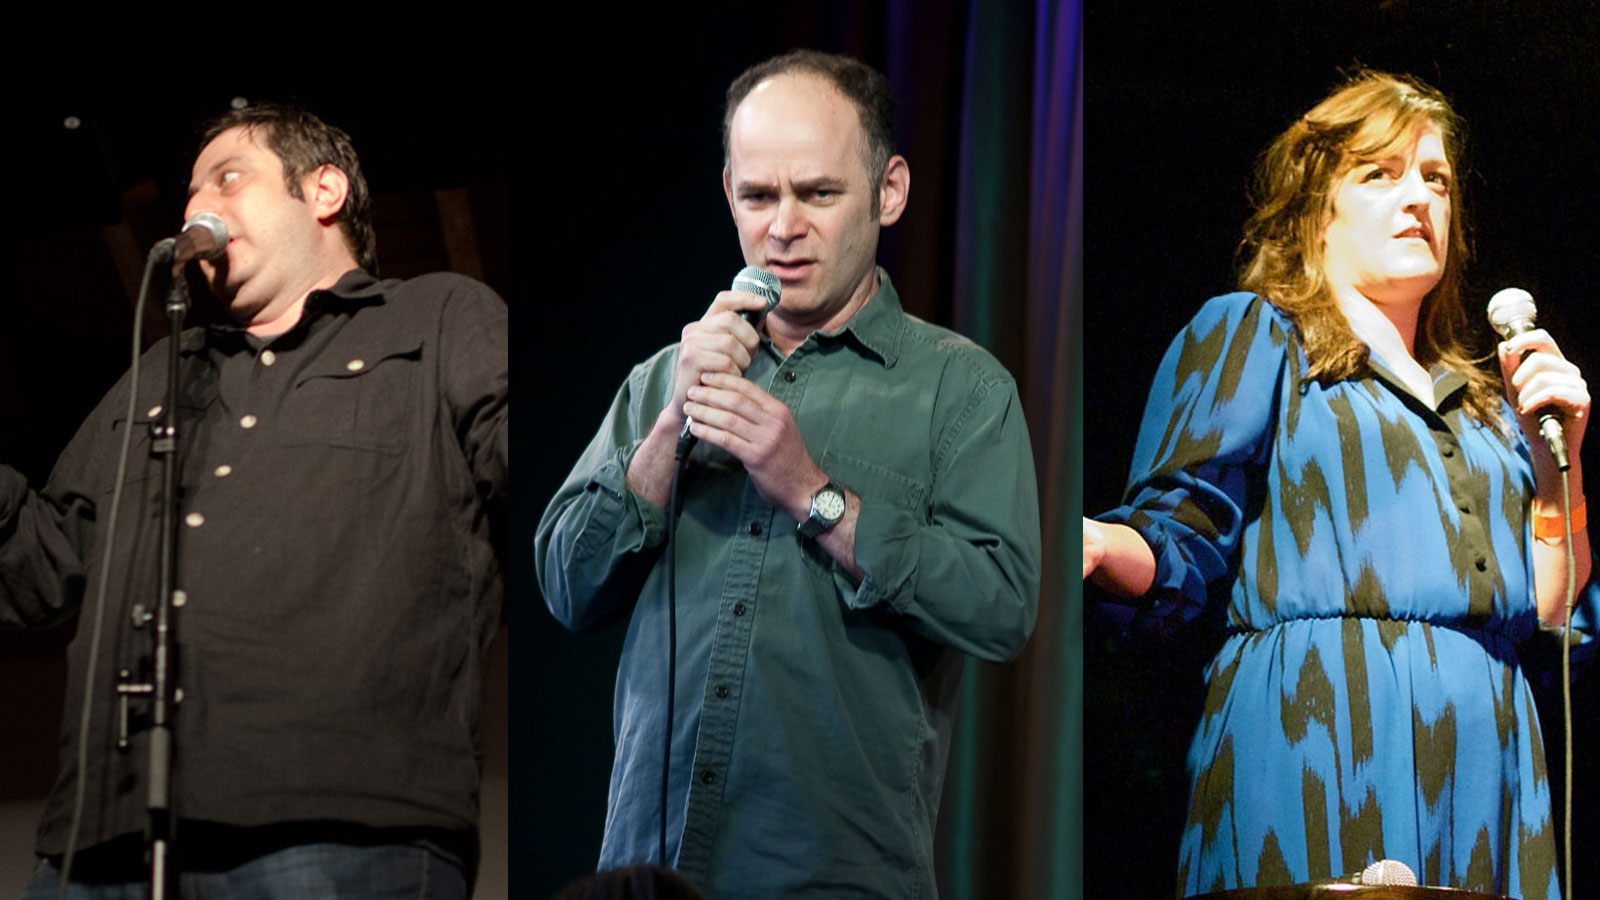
[723,71,877,176]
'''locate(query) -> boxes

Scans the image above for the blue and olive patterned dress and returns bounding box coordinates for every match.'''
[1102,292,1572,899]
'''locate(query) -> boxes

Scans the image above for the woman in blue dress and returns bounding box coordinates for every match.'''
[1083,71,1591,898]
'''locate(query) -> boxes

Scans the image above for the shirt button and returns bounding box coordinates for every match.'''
[1459,503,1470,514]
[240,414,258,429]
[185,512,204,528]
[783,371,796,383]
[1475,557,1488,572]
[1442,443,1456,458]
[700,769,716,785]
[346,359,366,372]
[748,522,762,536]
[714,684,729,699]
[146,405,163,418]
[214,465,232,478]
[260,349,277,367]
[732,603,747,617]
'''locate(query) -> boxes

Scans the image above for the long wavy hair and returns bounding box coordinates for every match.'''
[1238,70,1501,425]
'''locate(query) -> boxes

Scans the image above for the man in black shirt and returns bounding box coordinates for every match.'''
[3,106,507,896]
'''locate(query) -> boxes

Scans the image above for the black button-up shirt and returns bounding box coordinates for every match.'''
[0,269,507,858]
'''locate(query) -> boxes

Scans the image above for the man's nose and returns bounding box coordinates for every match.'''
[768,195,807,241]
[184,190,218,224]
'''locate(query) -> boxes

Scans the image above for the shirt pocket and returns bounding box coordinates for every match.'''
[798,448,930,577]
[279,339,424,455]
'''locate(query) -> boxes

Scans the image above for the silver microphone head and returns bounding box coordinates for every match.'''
[182,212,229,260]
[732,266,781,320]
[1358,858,1418,887]
[1486,286,1537,339]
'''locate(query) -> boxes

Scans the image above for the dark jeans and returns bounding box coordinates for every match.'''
[24,843,467,900]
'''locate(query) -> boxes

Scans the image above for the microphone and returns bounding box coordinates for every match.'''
[1311,858,1419,887]
[730,265,782,326]
[1487,287,1570,471]
[1352,858,1418,886]
[152,212,229,267]
[676,267,781,459]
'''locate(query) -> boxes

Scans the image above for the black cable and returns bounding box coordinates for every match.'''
[1556,470,1575,900]
[659,433,693,865]
[57,252,164,898]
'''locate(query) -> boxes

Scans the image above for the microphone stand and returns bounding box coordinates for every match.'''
[116,250,191,900]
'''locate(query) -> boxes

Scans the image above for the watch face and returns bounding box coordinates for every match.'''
[817,489,846,520]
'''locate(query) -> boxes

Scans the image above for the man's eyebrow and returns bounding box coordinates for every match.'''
[733,176,847,194]
[187,154,247,197]
[793,176,846,192]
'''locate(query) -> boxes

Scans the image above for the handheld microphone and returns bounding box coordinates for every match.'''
[730,266,782,326]
[677,267,781,459]
[1487,287,1570,471]
[152,212,229,267]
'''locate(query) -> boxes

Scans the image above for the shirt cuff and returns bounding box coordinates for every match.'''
[841,496,910,613]
[577,441,667,560]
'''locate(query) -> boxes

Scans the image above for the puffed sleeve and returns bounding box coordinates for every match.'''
[1097,292,1293,624]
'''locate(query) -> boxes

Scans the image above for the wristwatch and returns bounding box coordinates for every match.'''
[798,481,846,538]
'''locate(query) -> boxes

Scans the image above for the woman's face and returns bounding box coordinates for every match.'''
[1321,125,1452,309]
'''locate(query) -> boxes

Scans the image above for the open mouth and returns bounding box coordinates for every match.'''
[1394,224,1431,243]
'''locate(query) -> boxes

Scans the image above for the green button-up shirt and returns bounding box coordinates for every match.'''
[536,271,1040,899]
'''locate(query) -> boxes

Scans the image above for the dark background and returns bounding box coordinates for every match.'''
[1085,2,1600,897]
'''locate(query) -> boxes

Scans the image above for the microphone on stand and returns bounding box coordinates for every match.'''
[151,212,229,267]
[1310,858,1420,887]
[1352,858,1418,886]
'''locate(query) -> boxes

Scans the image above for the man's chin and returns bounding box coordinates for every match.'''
[224,295,267,326]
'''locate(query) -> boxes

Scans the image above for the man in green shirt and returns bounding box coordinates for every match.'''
[536,50,1040,898]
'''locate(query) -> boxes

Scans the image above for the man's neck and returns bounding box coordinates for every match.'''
[244,258,359,338]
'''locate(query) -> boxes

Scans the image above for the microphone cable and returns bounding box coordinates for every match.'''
[57,248,166,899]
[1556,469,1576,900]
[659,432,692,865]
[655,268,779,866]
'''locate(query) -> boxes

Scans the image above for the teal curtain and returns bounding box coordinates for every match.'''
[926,1,1080,896]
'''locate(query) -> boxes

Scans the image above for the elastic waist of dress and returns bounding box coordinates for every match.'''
[1228,613,1532,657]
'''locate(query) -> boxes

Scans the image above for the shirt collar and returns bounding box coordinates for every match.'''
[194,268,382,349]
[808,266,903,367]
[1363,353,1471,411]
[1429,365,1469,405]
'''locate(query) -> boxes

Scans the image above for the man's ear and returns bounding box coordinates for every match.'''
[306,164,350,223]
[723,166,736,218]
[877,155,909,226]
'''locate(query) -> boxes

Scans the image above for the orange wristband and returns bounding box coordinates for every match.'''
[1534,502,1587,540]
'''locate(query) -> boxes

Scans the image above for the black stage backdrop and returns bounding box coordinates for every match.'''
[1086,3,1600,898]
[522,3,1077,897]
